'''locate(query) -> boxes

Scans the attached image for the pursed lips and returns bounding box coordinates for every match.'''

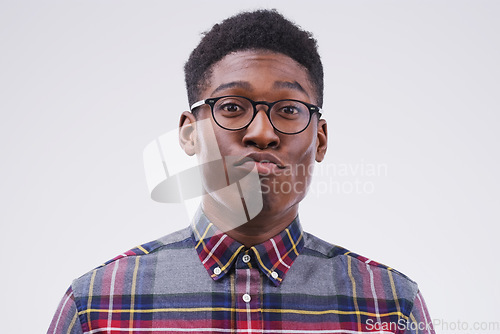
[234,153,286,169]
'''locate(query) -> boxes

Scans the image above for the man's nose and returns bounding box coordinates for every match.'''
[242,109,280,149]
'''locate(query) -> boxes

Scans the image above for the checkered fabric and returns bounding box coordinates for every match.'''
[48,211,434,333]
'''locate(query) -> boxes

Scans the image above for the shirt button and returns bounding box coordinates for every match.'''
[213,267,221,275]
[271,271,279,279]
[242,293,251,303]
[242,254,251,263]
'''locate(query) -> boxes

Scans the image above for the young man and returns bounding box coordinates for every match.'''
[49,10,434,333]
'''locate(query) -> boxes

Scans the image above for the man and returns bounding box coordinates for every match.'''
[48,10,434,333]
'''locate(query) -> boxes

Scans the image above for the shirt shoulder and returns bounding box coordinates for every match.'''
[302,231,419,297]
[304,231,414,275]
[71,227,194,291]
[105,226,193,265]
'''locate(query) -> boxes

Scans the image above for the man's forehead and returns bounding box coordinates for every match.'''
[203,50,315,101]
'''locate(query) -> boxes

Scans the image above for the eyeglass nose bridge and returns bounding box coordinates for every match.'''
[252,100,274,114]
[248,100,277,128]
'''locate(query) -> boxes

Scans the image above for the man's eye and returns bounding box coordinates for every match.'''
[276,105,302,117]
[281,106,299,115]
[221,103,241,112]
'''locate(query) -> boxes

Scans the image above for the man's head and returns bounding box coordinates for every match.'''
[179,10,327,236]
[184,9,324,108]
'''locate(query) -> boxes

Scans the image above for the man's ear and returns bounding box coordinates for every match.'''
[315,119,328,162]
[179,111,197,156]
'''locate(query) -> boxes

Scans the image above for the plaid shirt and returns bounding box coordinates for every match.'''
[48,211,434,333]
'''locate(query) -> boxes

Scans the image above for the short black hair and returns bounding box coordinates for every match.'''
[184,9,324,108]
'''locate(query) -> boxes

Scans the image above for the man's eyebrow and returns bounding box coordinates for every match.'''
[210,80,309,97]
[273,81,309,96]
[211,81,253,96]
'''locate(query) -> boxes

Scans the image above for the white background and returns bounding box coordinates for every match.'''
[1,1,499,333]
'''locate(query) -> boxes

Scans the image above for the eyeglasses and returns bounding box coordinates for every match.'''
[190,95,322,135]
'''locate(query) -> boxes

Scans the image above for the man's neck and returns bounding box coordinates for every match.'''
[201,196,299,248]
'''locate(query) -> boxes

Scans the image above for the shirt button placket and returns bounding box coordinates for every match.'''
[235,267,262,332]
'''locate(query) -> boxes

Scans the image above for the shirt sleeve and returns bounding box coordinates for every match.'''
[47,286,83,334]
[402,290,435,334]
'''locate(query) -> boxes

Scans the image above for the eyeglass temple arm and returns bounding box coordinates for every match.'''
[190,100,206,111]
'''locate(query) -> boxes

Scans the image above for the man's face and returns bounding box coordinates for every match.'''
[181,50,327,221]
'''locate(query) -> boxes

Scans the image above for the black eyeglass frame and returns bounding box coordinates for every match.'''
[190,95,322,135]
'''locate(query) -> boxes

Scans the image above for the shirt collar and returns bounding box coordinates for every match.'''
[191,209,304,287]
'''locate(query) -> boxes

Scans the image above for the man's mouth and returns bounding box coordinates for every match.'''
[233,153,286,175]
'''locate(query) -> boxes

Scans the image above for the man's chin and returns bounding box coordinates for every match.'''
[201,164,264,230]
